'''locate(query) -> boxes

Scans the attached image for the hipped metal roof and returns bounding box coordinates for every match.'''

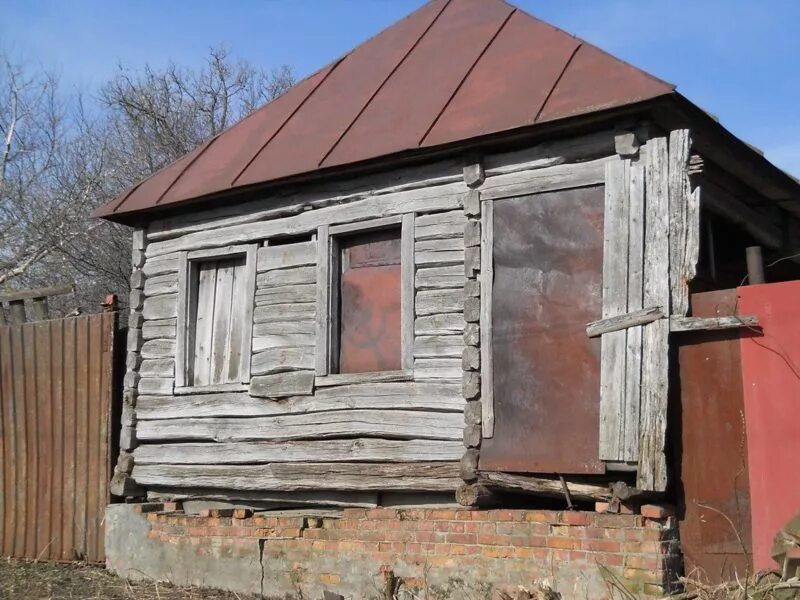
[95,0,677,220]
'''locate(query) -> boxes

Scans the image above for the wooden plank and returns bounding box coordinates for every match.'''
[480,200,494,438]
[138,378,174,395]
[141,294,178,320]
[0,283,74,303]
[415,249,464,268]
[598,157,630,461]
[250,371,315,397]
[257,266,316,288]
[137,382,463,419]
[139,358,175,378]
[401,212,415,371]
[209,258,236,384]
[142,254,180,277]
[253,333,315,352]
[253,320,315,336]
[174,252,189,388]
[479,157,607,201]
[145,181,465,258]
[142,318,177,340]
[414,358,462,380]
[254,303,316,324]
[415,313,464,336]
[414,335,463,358]
[415,265,463,290]
[622,162,646,462]
[233,246,257,382]
[148,488,379,508]
[257,242,316,272]
[315,225,329,376]
[250,346,315,376]
[639,136,671,492]
[143,274,178,297]
[668,129,700,316]
[477,472,613,502]
[415,238,463,252]
[192,261,217,385]
[254,284,316,305]
[137,409,463,442]
[140,339,176,360]
[586,306,663,338]
[415,211,465,241]
[415,289,463,316]
[314,370,413,387]
[670,315,758,332]
[133,462,461,492]
[135,439,465,465]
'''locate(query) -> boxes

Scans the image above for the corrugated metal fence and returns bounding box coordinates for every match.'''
[0,312,116,563]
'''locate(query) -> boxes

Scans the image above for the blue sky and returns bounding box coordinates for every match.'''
[3,0,799,176]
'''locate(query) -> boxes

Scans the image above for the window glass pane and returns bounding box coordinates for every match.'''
[190,255,247,386]
[337,228,401,373]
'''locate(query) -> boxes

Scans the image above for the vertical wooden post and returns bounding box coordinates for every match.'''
[746,246,765,284]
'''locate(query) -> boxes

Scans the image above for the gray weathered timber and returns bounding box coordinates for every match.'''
[140,339,176,359]
[479,157,607,201]
[480,199,494,437]
[133,462,461,492]
[145,181,465,257]
[670,315,758,332]
[143,273,178,297]
[598,157,630,462]
[249,371,315,397]
[414,358,462,380]
[463,161,485,188]
[639,136,671,492]
[702,182,782,249]
[414,335,463,358]
[139,358,175,378]
[315,225,330,376]
[252,333,316,352]
[415,266,464,290]
[257,242,316,272]
[138,378,174,396]
[586,306,663,338]
[174,252,190,388]
[415,211,466,240]
[136,410,463,442]
[329,214,402,236]
[142,254,180,277]
[668,129,700,316]
[257,266,316,287]
[415,289,463,315]
[615,131,640,157]
[136,382,462,420]
[314,371,413,387]
[415,313,464,336]
[415,238,464,252]
[134,439,464,465]
[253,320,316,336]
[142,319,177,340]
[401,212,415,371]
[415,249,464,268]
[142,294,178,320]
[250,346,315,376]
[254,284,316,306]
[477,472,612,502]
[622,162,646,462]
[254,303,316,324]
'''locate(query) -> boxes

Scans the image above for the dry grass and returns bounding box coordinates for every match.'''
[0,559,263,600]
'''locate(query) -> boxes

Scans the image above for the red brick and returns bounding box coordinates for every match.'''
[367,508,397,520]
[546,536,578,550]
[641,504,675,519]
[343,508,367,519]
[446,533,477,545]
[583,539,621,553]
[561,511,591,526]
[524,511,554,523]
[427,509,457,520]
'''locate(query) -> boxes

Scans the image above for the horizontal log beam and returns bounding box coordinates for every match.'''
[670,315,759,332]
[477,472,613,502]
[586,306,664,337]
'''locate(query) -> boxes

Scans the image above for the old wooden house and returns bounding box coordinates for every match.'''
[96,0,800,513]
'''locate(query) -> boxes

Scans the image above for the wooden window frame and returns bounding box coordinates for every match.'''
[175,244,258,393]
[315,215,415,383]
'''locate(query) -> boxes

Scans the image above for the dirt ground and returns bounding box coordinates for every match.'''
[0,559,262,600]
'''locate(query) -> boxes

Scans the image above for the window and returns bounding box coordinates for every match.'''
[336,228,402,373]
[316,215,414,378]
[176,245,257,390]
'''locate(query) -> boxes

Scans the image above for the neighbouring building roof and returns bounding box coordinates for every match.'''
[95,0,682,220]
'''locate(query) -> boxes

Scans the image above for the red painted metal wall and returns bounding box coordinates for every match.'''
[738,281,800,571]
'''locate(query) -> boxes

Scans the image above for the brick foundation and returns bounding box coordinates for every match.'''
[106,504,681,599]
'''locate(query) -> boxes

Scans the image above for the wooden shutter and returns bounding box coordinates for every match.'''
[597,130,699,491]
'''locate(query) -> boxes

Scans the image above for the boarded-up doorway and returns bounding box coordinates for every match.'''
[480,186,606,475]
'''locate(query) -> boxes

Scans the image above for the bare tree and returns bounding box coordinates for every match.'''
[0,47,293,312]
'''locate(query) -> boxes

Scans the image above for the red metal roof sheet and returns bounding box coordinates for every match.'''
[94,0,675,220]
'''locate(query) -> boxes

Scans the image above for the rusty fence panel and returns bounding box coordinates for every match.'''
[0,312,115,563]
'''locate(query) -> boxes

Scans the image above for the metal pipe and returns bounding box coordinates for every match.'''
[746,246,765,285]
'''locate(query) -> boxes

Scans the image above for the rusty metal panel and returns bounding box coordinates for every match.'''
[94,0,674,221]
[338,229,402,374]
[677,289,752,582]
[480,186,605,475]
[0,313,114,563]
